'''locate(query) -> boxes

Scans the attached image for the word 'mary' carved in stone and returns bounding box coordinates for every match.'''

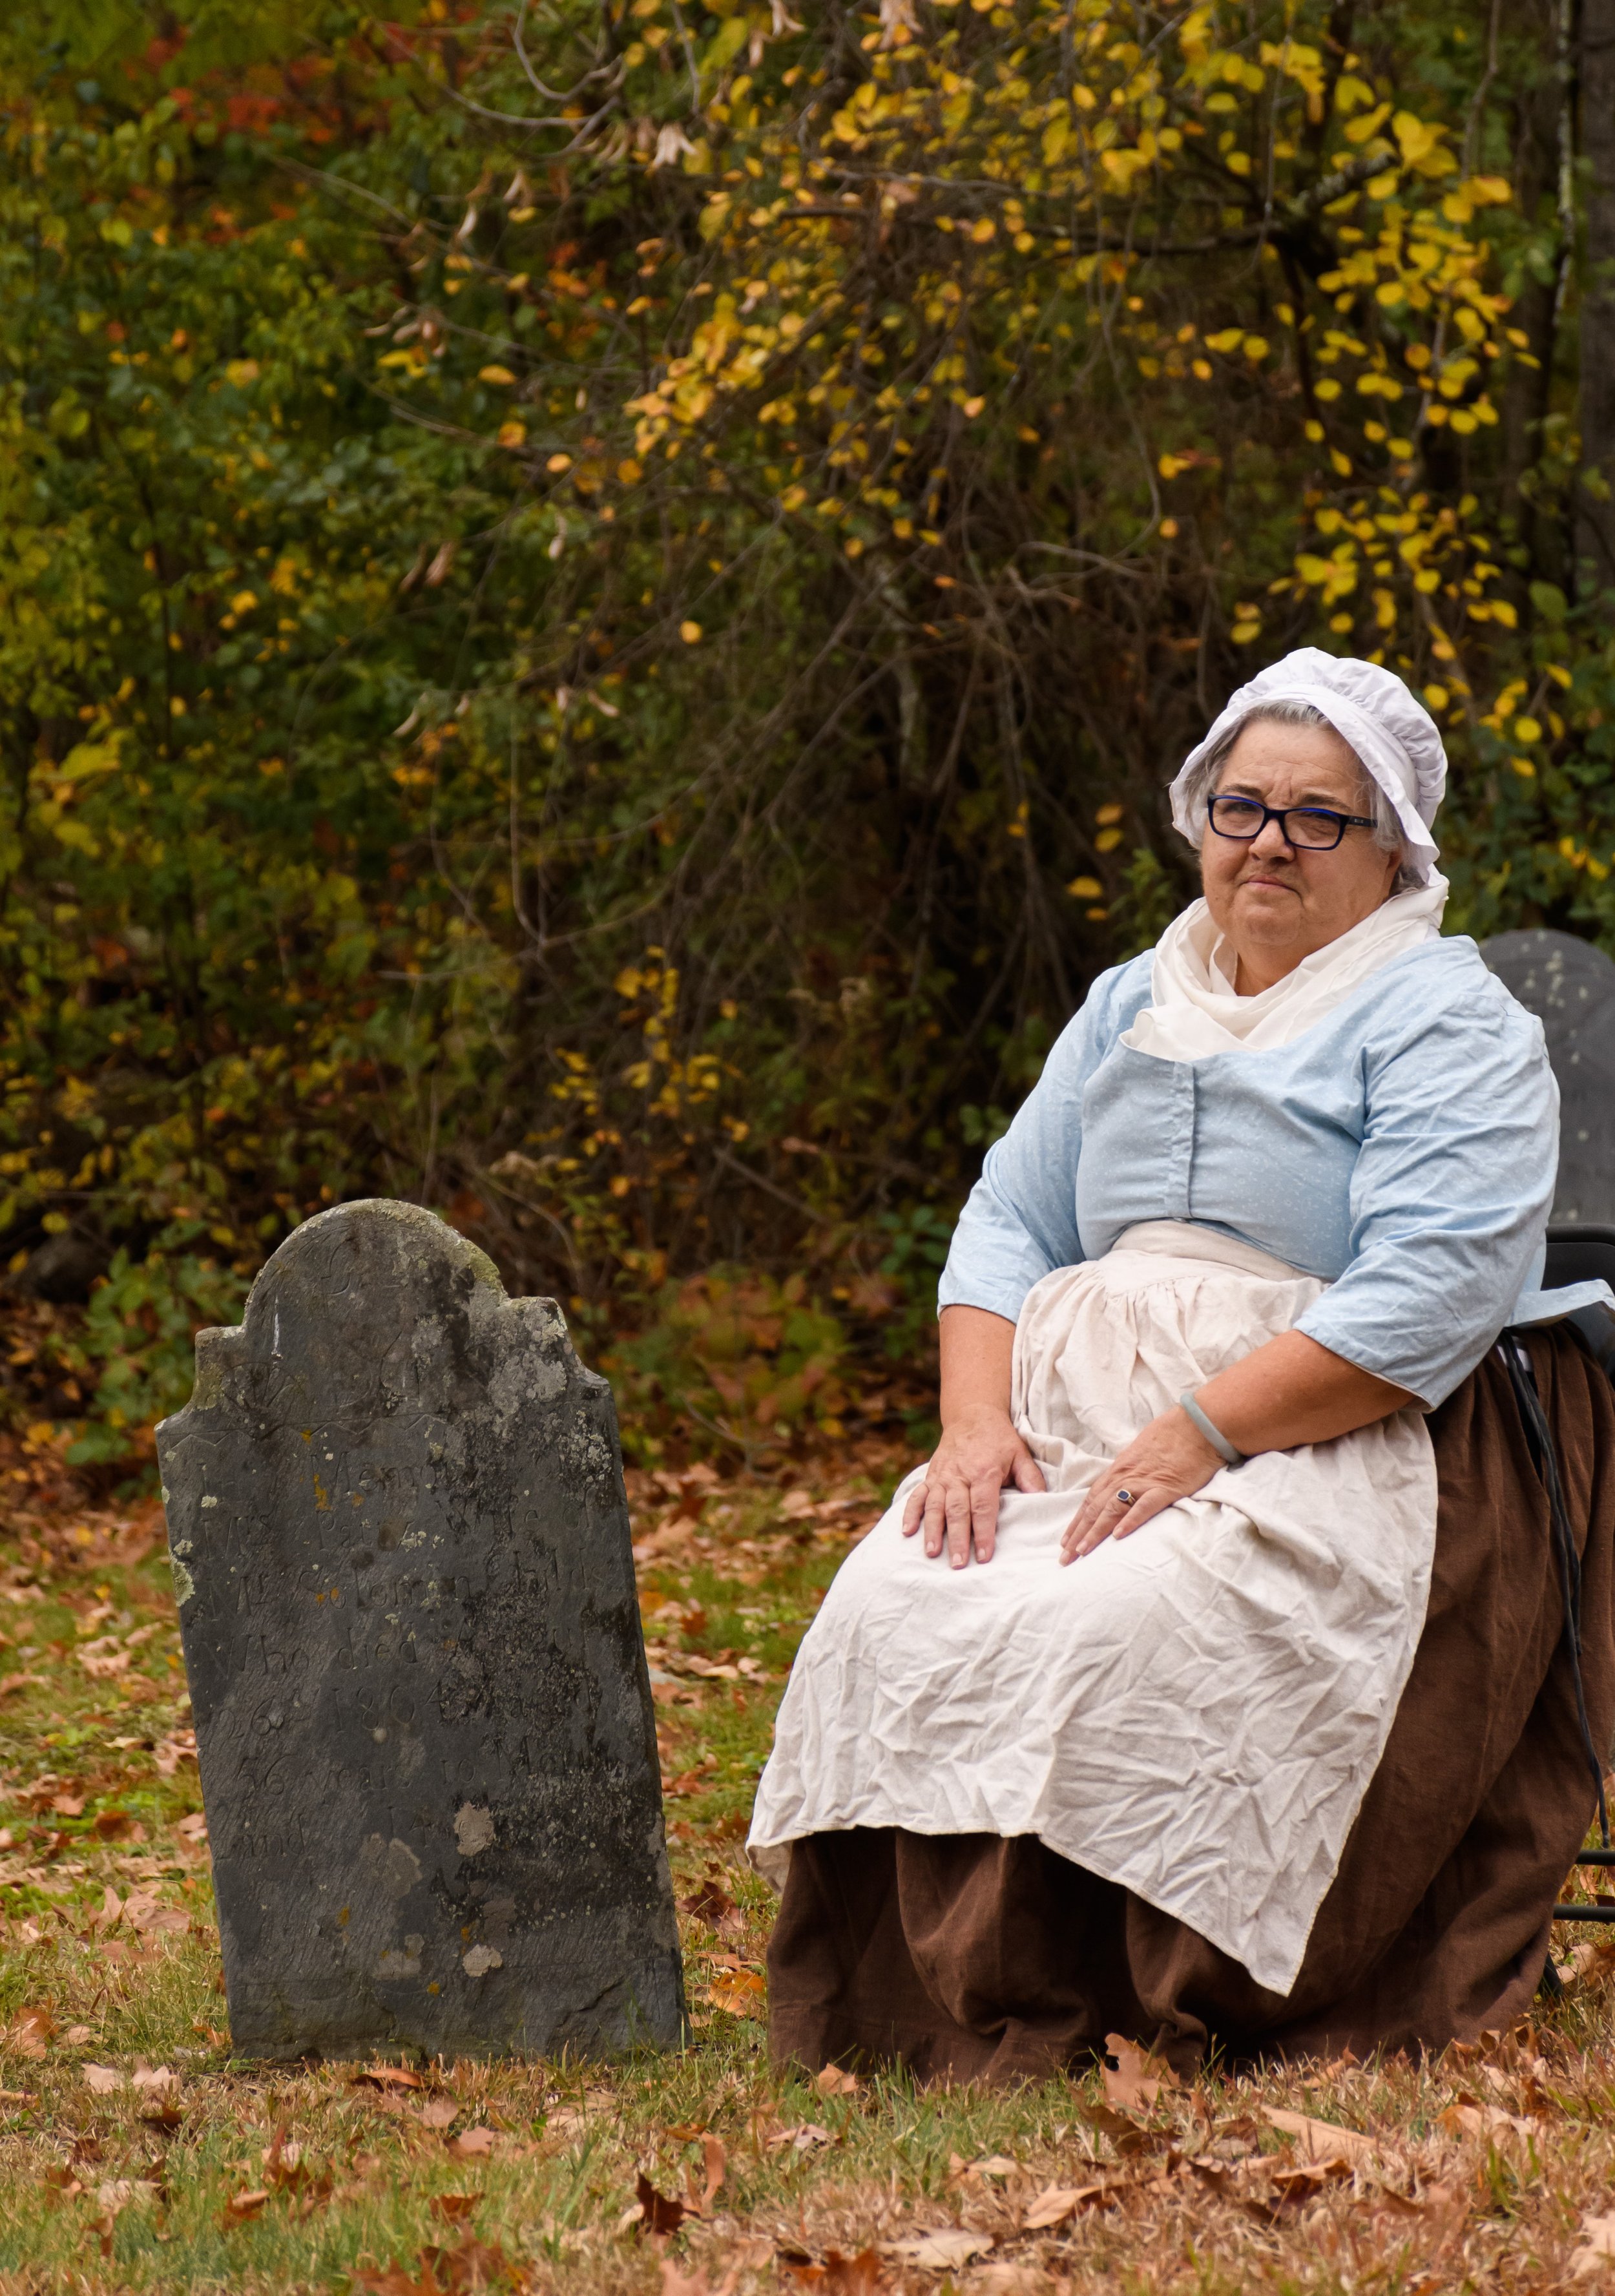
[157,1199,684,2061]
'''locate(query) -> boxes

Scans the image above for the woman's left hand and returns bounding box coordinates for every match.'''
[1060,1404,1225,1563]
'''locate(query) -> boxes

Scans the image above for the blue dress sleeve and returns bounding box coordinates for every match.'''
[1295,974,1558,1408]
[937,955,1152,1324]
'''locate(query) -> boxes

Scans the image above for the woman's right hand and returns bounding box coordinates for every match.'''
[900,1404,1048,1569]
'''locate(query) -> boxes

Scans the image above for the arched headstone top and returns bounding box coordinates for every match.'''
[1481,928,1615,1226]
[181,1197,583,1429]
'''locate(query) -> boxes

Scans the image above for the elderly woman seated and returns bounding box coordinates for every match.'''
[749,649,1615,2080]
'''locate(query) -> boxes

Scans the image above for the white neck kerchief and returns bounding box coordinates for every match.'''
[1121,873,1449,1061]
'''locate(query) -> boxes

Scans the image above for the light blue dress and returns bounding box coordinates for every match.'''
[938,935,1607,1406]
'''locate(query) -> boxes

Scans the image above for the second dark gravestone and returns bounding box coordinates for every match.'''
[1482,928,1615,1226]
[156,1198,684,2061]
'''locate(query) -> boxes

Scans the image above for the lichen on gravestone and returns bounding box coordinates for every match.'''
[156,1198,685,2061]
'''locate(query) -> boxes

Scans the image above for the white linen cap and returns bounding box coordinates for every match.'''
[1169,647,1448,883]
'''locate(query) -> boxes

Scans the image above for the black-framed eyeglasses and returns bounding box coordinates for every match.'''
[1207,793,1377,852]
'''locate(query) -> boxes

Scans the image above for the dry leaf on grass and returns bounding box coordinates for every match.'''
[5,2005,54,2058]
[432,2193,482,2223]
[1263,2105,1378,2164]
[0,1673,42,1698]
[62,2023,92,2045]
[815,2065,860,2097]
[415,2097,461,2130]
[660,2260,742,2296]
[767,2122,833,2153]
[1572,2213,1615,2279]
[96,2176,158,2215]
[682,2131,725,2211]
[1266,2158,1355,2203]
[223,2187,269,2223]
[633,2169,687,2236]
[1101,2032,1176,2111]
[450,2126,498,2160]
[680,1873,738,1927]
[121,1893,189,1936]
[708,1968,767,2015]
[784,2248,886,2292]
[1076,2101,1152,2155]
[0,2087,36,2105]
[354,2064,424,2092]
[1021,2182,1114,2231]
[83,2063,123,2094]
[884,2230,994,2270]
[1439,2098,1539,2142]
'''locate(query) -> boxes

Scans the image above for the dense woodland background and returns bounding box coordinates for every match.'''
[3,0,1614,1473]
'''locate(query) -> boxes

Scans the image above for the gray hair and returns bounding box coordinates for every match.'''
[1177,698,1419,895]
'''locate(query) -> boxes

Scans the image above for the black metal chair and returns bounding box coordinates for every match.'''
[1535,1226,1615,1925]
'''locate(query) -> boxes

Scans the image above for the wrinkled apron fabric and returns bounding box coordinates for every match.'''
[748,1220,1437,1995]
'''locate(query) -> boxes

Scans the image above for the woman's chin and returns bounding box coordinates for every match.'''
[1227,890,1306,942]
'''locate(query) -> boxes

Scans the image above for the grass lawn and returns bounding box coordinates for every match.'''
[0,1434,1614,2292]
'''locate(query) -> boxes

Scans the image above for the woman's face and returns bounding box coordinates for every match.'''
[1199,717,1402,993]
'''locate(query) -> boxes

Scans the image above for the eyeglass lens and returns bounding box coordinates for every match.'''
[1210,797,1344,850]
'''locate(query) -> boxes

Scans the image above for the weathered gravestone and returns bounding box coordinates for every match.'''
[1482,928,1615,1226]
[156,1198,684,2062]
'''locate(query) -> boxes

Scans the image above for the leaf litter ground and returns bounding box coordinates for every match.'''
[1,1432,1615,2290]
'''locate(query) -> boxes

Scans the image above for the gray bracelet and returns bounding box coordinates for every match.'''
[1179,1388,1245,1467]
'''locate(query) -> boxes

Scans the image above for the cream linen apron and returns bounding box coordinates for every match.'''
[748,1221,1436,1996]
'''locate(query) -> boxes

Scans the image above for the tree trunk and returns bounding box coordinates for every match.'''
[1577,0,1615,590]
[1501,0,1568,594]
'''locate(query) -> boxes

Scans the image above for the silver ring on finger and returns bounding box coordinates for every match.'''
[1114,1488,1136,1507]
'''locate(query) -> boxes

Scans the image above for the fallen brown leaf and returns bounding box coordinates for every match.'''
[635,2169,686,2237]
[432,2193,482,2223]
[355,2065,425,2092]
[1101,2032,1175,2112]
[767,2122,833,2153]
[423,2236,528,2290]
[1077,2100,1152,2155]
[1262,2105,1377,2165]
[1021,2181,1112,2230]
[83,2063,123,2095]
[1266,2158,1353,2202]
[1572,2211,1615,2279]
[351,2265,440,2296]
[884,2229,994,2271]
[0,1673,42,1698]
[786,2249,887,2293]
[815,2065,860,2097]
[224,2187,269,2223]
[679,1874,738,1927]
[5,2005,54,2059]
[708,1968,767,2016]
[415,2097,461,2130]
[450,2127,498,2160]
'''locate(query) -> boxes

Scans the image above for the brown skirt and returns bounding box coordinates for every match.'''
[766,1325,1615,2082]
